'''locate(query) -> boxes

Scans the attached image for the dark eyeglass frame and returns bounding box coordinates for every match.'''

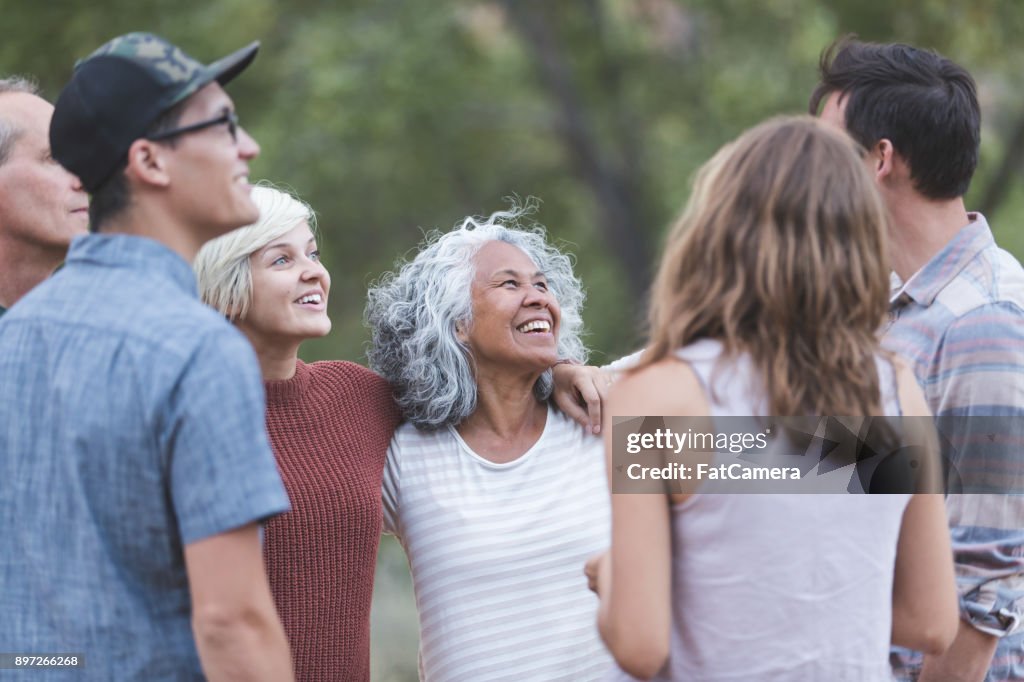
[146,110,239,143]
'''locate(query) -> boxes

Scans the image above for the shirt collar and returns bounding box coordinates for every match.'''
[66,233,198,298]
[889,212,994,307]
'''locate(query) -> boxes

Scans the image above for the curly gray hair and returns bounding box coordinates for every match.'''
[366,204,588,430]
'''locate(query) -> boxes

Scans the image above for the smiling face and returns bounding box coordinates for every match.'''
[160,83,261,242]
[235,220,331,348]
[0,92,88,251]
[459,240,561,378]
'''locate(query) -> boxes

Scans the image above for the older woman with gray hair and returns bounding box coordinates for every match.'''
[366,205,615,681]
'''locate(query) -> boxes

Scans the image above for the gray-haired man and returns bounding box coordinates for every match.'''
[0,77,88,315]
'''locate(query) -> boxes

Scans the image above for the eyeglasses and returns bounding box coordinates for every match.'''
[146,110,239,143]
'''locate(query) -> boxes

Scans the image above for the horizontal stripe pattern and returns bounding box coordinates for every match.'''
[884,215,1024,681]
[383,406,614,681]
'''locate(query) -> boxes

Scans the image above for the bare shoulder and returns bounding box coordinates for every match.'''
[608,356,707,417]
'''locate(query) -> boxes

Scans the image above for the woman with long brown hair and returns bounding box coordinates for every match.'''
[590,116,958,680]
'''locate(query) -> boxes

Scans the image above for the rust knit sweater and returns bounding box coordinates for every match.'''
[262,360,401,682]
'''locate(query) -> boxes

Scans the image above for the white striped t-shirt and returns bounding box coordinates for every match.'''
[382,405,614,681]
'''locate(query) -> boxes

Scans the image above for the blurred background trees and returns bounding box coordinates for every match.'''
[6,1,1022,679]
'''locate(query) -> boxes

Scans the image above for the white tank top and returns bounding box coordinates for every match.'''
[644,339,908,681]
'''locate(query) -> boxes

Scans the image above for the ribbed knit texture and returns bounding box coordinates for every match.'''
[263,360,401,682]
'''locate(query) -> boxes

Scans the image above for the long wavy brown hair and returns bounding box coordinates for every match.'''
[644,116,891,416]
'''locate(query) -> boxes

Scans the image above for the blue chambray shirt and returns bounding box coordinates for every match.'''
[0,234,290,680]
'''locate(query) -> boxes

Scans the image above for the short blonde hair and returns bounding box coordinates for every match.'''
[194,182,317,320]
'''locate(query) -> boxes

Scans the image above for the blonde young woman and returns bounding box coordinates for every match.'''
[194,184,399,680]
[591,117,959,681]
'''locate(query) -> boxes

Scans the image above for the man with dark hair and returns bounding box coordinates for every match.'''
[813,38,1024,682]
[0,76,88,315]
[0,34,294,681]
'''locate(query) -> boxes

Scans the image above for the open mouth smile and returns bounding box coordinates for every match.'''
[516,320,551,334]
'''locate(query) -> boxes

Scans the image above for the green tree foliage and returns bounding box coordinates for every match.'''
[5,0,1021,363]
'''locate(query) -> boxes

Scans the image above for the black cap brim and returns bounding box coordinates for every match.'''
[164,40,260,109]
[209,40,260,86]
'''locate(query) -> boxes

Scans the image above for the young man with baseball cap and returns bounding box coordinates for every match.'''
[0,33,295,681]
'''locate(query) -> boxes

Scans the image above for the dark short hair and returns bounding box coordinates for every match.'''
[809,37,979,200]
[88,102,185,232]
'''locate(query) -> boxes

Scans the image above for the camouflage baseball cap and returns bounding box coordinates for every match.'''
[50,32,259,193]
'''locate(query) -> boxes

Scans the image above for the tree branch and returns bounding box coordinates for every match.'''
[502,0,653,301]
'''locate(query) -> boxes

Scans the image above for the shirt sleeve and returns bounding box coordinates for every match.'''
[933,304,1024,637]
[601,349,644,373]
[381,434,402,538]
[163,327,291,545]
